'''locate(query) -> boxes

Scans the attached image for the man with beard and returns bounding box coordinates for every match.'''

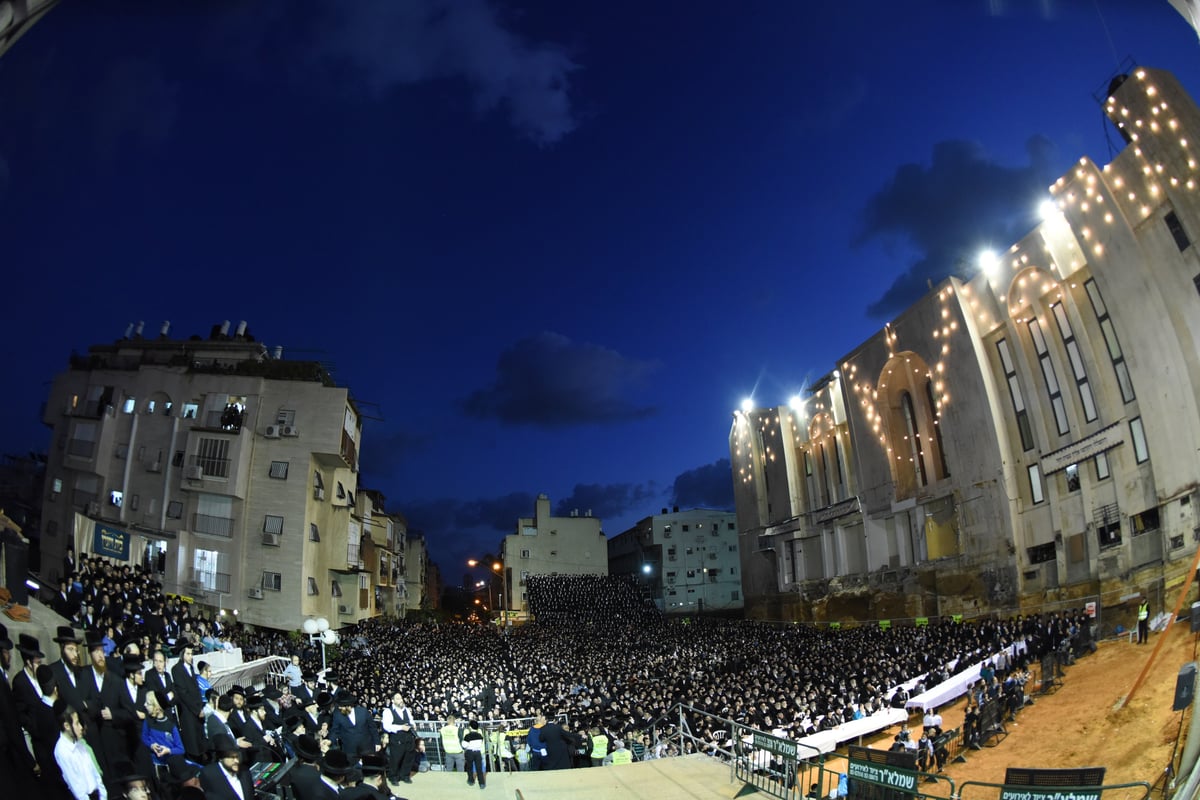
[329,691,379,758]
[284,734,327,800]
[170,643,205,760]
[99,653,147,778]
[200,735,255,800]
[12,633,48,728]
[80,630,117,780]
[0,624,39,791]
[51,626,89,715]
[380,692,417,785]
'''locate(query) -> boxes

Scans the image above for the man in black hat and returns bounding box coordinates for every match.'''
[170,642,205,761]
[199,734,254,800]
[98,652,147,778]
[329,690,379,758]
[12,632,48,728]
[314,749,354,800]
[225,685,249,736]
[51,625,89,716]
[0,623,38,796]
[241,694,283,763]
[29,663,72,796]
[294,670,318,705]
[341,753,393,800]
[285,733,327,800]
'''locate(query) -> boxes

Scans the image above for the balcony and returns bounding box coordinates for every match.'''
[347,543,362,568]
[189,571,231,595]
[191,453,230,479]
[192,512,234,538]
[67,439,96,458]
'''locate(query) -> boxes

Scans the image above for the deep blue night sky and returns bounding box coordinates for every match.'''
[2,1,1197,577]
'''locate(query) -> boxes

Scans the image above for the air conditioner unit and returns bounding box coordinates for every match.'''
[337,604,352,615]
[247,587,263,599]
[314,487,325,501]
[264,425,282,439]
[282,425,299,437]
[261,533,281,547]
[185,465,204,481]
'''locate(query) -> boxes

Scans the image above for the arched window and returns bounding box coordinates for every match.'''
[925,380,950,478]
[901,391,928,487]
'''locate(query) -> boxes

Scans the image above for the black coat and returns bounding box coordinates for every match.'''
[285,762,331,800]
[49,660,89,715]
[540,722,583,770]
[200,762,256,800]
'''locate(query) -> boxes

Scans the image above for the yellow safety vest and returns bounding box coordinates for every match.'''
[610,749,633,765]
[590,734,608,759]
[1138,602,1149,621]
[440,724,463,754]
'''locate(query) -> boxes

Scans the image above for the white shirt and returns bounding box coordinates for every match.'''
[220,765,246,800]
[55,734,106,800]
[382,706,414,733]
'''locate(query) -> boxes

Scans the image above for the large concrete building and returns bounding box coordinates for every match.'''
[38,321,378,630]
[499,493,606,615]
[731,66,1200,622]
[608,507,744,613]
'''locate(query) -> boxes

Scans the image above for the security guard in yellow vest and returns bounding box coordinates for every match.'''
[440,713,465,772]
[605,739,633,765]
[1138,596,1150,644]
[589,726,609,767]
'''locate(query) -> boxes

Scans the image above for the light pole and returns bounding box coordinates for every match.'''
[302,617,339,673]
[468,558,506,628]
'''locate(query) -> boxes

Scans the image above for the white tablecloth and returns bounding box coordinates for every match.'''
[796,707,908,755]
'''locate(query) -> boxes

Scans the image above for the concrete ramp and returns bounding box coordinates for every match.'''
[387,755,746,800]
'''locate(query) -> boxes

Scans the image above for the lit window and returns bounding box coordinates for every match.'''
[1129,417,1150,463]
[1028,464,1044,504]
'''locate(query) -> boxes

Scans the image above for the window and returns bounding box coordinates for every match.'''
[307,577,319,596]
[263,515,284,534]
[1028,318,1070,435]
[1095,452,1111,481]
[727,522,735,530]
[730,567,737,574]
[685,546,693,555]
[172,450,185,468]
[309,523,321,542]
[1028,464,1044,505]
[1165,210,1191,251]
[51,478,62,497]
[996,339,1035,450]
[549,550,557,557]
[68,422,97,459]
[521,549,531,559]
[1064,464,1080,493]
[682,524,689,532]
[728,545,736,552]
[1085,279,1135,403]
[182,402,199,419]
[122,397,136,414]
[129,494,139,511]
[666,571,676,583]
[1051,303,1097,423]
[1129,417,1149,463]
[109,490,124,507]
[263,571,282,591]
[1132,508,1160,536]
[166,501,183,519]
[269,461,289,479]
[331,581,343,597]
[731,590,740,601]
[359,574,369,590]
[1098,519,1122,548]
[1027,542,1056,564]
[195,437,230,478]
[686,569,696,578]
[277,409,296,426]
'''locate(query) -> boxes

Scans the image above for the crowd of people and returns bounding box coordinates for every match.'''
[1,559,1101,798]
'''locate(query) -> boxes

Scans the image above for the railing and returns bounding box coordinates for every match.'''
[193,512,234,537]
[190,571,232,595]
[191,454,230,478]
[347,543,361,566]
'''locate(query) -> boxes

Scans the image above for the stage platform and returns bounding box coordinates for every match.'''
[385,754,745,800]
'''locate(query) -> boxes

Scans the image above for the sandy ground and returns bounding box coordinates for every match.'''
[822,620,1197,797]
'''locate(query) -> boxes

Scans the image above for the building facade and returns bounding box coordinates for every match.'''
[39,322,370,630]
[608,507,743,613]
[731,66,1200,621]
[499,493,607,615]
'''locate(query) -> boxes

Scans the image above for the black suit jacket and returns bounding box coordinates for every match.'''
[200,762,256,800]
[171,661,203,718]
[285,762,329,800]
[10,667,43,729]
[49,660,88,715]
[143,667,175,704]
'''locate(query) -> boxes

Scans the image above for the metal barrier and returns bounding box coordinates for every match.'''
[413,713,570,772]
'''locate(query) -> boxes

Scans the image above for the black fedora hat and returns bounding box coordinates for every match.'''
[0,622,11,650]
[294,734,323,762]
[333,689,356,707]
[17,633,44,659]
[84,630,105,651]
[359,753,387,776]
[52,625,81,645]
[319,749,354,778]
[209,733,241,757]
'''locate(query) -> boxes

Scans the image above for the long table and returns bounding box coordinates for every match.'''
[796,707,908,755]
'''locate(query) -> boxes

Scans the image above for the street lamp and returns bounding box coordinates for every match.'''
[302,617,339,673]
[468,558,506,629]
